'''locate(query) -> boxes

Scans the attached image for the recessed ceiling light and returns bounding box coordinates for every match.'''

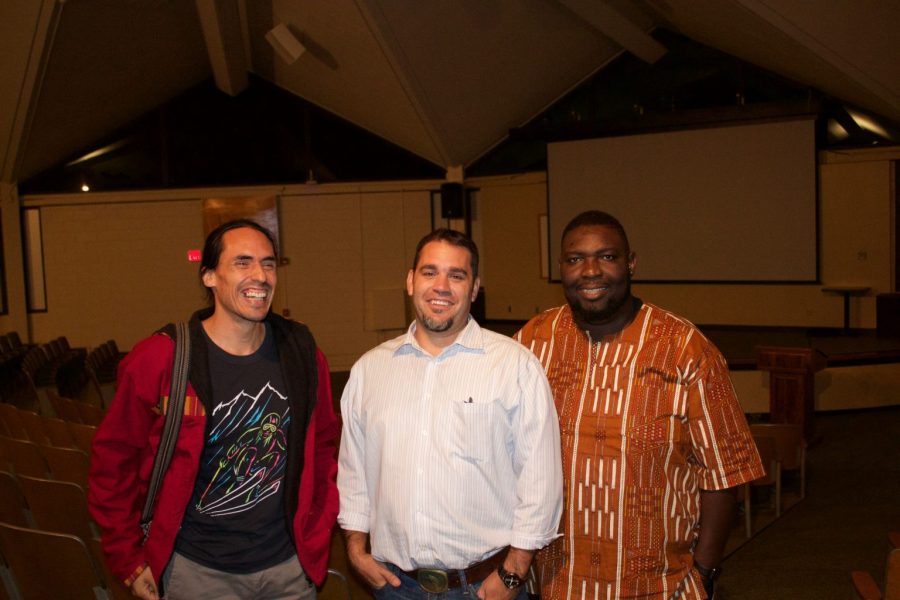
[848,109,892,140]
[827,120,848,140]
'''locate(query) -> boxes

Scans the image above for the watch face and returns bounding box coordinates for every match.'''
[499,567,523,589]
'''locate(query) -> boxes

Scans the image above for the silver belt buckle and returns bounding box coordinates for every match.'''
[417,569,450,593]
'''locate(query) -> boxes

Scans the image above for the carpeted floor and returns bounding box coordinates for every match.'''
[717,406,900,599]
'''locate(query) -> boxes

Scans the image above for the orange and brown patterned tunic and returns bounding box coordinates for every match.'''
[515,302,763,600]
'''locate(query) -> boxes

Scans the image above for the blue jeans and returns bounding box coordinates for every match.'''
[373,563,529,600]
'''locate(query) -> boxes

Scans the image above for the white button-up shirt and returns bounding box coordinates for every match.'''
[338,318,563,571]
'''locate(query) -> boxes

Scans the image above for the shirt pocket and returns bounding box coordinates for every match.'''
[447,399,497,463]
[627,412,689,456]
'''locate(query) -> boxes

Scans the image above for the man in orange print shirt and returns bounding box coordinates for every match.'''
[515,211,763,600]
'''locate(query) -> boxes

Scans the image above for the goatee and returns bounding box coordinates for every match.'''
[419,312,454,333]
[567,279,632,326]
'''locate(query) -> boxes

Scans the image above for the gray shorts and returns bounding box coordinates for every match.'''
[162,552,316,600]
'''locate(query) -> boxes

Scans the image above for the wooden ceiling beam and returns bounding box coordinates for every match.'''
[558,0,667,64]
[195,0,248,96]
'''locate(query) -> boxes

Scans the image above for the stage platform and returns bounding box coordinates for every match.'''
[482,320,900,370]
[700,326,900,369]
[328,323,900,416]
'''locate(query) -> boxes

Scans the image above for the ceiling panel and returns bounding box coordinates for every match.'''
[2,0,899,186]
[19,0,211,180]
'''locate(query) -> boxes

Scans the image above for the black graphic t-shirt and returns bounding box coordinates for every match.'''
[174,322,295,572]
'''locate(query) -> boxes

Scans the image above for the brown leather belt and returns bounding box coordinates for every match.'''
[400,548,507,593]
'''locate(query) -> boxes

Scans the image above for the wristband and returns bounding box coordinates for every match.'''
[694,562,720,581]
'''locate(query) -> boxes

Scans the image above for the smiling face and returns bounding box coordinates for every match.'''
[407,240,480,351]
[201,227,277,325]
[560,224,636,331]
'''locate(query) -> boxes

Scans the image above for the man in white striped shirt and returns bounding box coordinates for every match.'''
[338,228,563,600]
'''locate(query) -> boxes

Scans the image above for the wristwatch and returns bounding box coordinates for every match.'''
[497,565,525,589]
[695,562,720,599]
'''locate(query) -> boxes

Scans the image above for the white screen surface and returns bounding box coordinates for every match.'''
[547,118,817,282]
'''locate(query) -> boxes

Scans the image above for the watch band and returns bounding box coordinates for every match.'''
[694,562,721,581]
[497,565,525,589]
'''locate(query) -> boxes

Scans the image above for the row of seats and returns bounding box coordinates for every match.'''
[0,332,33,408]
[0,333,30,368]
[47,389,105,426]
[0,332,123,411]
[0,432,91,488]
[0,406,360,600]
[0,470,130,599]
[87,340,124,386]
[0,397,131,599]
[0,402,97,448]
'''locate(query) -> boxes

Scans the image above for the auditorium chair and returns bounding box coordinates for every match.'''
[0,521,110,599]
[12,348,47,411]
[0,405,27,441]
[0,437,50,478]
[40,414,77,447]
[47,389,84,423]
[0,470,30,527]
[15,475,96,542]
[41,445,90,489]
[88,537,132,600]
[77,400,105,426]
[321,568,353,600]
[852,533,900,599]
[14,409,48,446]
[66,422,97,454]
[750,422,806,501]
[746,434,781,528]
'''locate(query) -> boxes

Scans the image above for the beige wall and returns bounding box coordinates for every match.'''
[13,147,898,377]
[478,173,564,319]
[277,188,431,370]
[21,183,433,370]
[27,198,204,350]
[0,182,27,336]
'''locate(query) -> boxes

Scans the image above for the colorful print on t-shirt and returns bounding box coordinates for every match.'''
[195,381,289,516]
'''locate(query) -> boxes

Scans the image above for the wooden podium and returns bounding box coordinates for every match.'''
[756,346,827,444]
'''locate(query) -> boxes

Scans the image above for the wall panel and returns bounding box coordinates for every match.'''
[29,199,202,350]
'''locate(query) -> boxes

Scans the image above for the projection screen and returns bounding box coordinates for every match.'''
[547,118,817,282]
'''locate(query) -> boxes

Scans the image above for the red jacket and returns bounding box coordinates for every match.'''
[88,311,339,587]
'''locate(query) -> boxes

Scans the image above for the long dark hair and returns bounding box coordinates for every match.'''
[199,219,278,303]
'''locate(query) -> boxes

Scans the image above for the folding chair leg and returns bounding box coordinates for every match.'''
[774,463,782,518]
[743,483,752,538]
[1,565,22,600]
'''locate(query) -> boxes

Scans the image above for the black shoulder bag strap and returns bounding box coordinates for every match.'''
[140,321,191,540]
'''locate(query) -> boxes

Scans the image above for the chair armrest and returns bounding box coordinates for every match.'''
[888,532,900,549]
[851,570,883,600]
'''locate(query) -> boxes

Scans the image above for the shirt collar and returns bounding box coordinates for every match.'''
[394,315,484,357]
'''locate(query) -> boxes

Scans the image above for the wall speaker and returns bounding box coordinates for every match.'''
[266,23,306,65]
[440,183,464,219]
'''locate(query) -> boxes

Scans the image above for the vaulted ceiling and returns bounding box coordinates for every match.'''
[2,0,899,188]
